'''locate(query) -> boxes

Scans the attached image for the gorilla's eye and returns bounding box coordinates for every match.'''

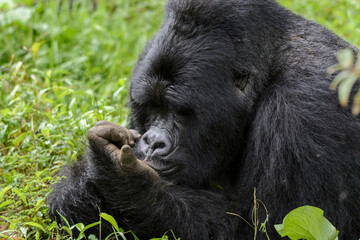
[233,71,250,90]
[177,107,193,118]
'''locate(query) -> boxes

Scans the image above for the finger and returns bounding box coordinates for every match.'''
[123,128,136,147]
[130,129,142,140]
[95,121,141,139]
[94,121,128,142]
[119,145,158,176]
[90,123,141,148]
[87,127,110,148]
[120,145,136,165]
[109,127,128,145]
[113,128,138,147]
[95,121,130,134]
[103,143,123,167]
[94,120,119,127]
[90,125,124,143]
[119,145,140,171]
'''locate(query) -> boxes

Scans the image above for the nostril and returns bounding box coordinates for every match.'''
[154,141,166,149]
[143,135,150,145]
[140,128,172,156]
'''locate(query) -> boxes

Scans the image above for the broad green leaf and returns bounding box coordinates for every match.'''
[23,222,45,232]
[100,213,120,232]
[274,205,338,240]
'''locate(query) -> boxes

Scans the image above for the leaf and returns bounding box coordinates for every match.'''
[60,226,72,236]
[113,86,124,100]
[0,186,12,200]
[32,42,41,61]
[104,232,127,240]
[23,222,46,232]
[69,97,76,110]
[77,221,100,240]
[0,199,14,209]
[13,188,28,206]
[338,75,358,107]
[337,48,354,69]
[56,210,72,231]
[131,231,140,240]
[274,205,339,240]
[12,132,27,147]
[88,234,99,240]
[330,70,350,90]
[100,213,120,232]
[79,119,89,133]
[0,124,8,142]
[150,232,170,240]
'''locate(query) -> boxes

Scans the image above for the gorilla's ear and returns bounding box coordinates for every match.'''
[233,70,250,90]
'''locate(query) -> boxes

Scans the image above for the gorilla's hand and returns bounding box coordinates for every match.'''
[87,121,157,176]
[87,120,141,148]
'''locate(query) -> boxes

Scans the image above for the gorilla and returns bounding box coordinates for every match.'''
[48,0,360,239]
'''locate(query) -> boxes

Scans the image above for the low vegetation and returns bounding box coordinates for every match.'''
[0,0,359,239]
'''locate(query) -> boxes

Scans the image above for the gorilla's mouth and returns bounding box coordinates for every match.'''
[144,159,180,175]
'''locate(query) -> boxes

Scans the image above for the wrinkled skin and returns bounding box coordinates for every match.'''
[87,121,154,175]
[48,0,360,239]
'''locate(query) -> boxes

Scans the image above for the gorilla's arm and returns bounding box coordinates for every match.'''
[48,122,245,239]
[85,124,243,239]
[47,159,116,235]
[103,178,242,239]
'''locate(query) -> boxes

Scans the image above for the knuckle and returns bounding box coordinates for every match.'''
[95,120,110,126]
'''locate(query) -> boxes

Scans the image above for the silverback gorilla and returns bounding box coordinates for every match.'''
[48,0,360,239]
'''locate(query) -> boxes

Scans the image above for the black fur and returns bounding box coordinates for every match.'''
[48,0,360,239]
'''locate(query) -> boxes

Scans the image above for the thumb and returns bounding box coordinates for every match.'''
[119,145,141,171]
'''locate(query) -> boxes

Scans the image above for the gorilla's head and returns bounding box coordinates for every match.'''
[129,0,276,187]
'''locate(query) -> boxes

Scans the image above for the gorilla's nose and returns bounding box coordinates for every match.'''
[138,127,172,157]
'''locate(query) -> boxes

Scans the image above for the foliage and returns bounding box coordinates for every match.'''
[279,0,360,47]
[0,0,359,239]
[328,48,360,115]
[275,206,338,240]
[0,0,165,239]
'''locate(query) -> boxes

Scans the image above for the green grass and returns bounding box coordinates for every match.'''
[0,0,359,239]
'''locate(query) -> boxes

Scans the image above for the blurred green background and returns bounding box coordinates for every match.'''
[0,0,359,239]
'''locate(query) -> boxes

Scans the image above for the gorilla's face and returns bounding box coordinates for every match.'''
[130,6,251,187]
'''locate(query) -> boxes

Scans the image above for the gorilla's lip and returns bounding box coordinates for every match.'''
[144,160,180,175]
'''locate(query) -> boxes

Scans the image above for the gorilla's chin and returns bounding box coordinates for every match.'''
[144,158,181,176]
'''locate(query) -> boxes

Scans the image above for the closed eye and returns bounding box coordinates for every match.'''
[177,107,194,118]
